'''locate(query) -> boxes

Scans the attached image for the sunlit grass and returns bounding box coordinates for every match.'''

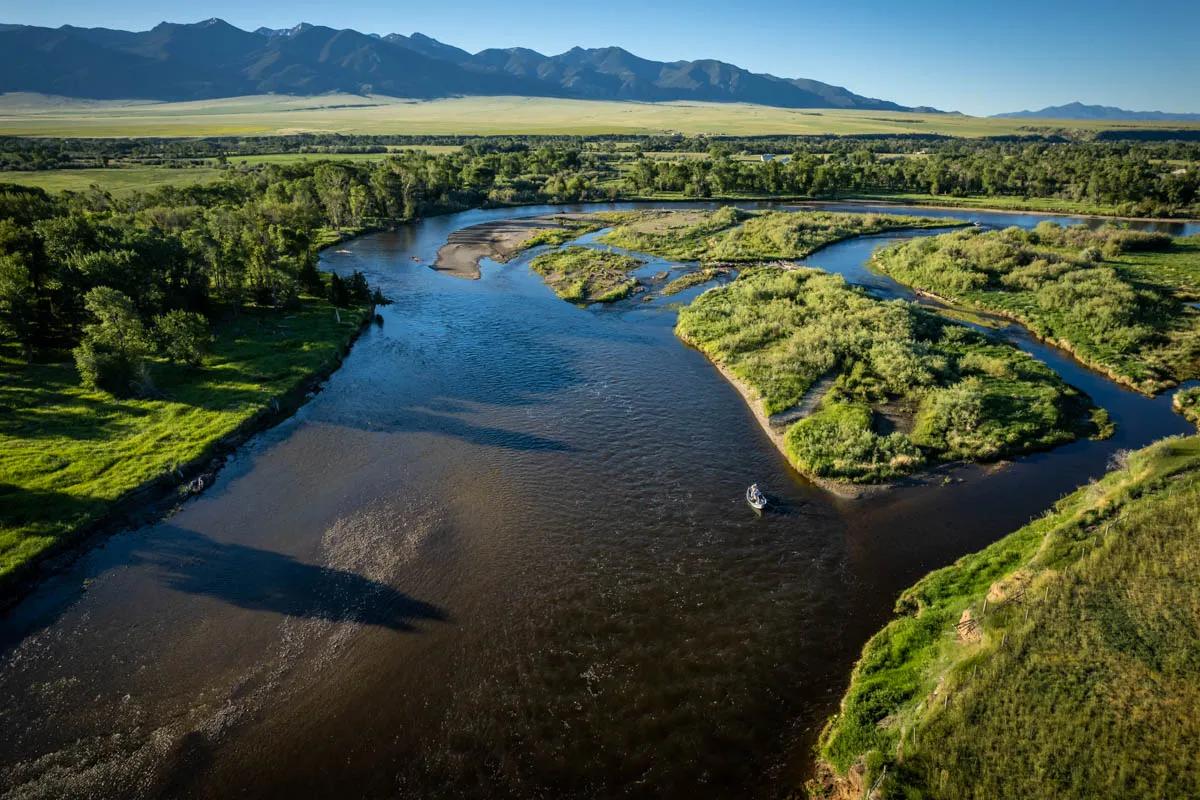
[5,94,1198,137]
[817,434,1200,799]
[0,293,367,582]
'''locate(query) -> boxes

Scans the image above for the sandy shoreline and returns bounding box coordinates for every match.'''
[433,215,589,279]
[678,335,885,500]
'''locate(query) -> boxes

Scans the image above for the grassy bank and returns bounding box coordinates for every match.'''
[599,208,958,262]
[872,226,1200,393]
[0,290,370,587]
[844,192,1183,220]
[660,268,729,296]
[675,267,1105,483]
[529,246,643,303]
[815,434,1200,799]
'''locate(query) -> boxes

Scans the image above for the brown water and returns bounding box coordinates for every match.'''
[1,203,1196,800]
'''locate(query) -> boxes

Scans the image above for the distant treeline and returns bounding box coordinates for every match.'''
[621,141,1199,217]
[4,132,1200,166]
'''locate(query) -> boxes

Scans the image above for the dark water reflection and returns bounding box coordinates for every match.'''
[0,203,1195,799]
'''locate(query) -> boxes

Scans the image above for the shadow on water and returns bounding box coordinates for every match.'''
[129,525,449,631]
[379,404,577,452]
[0,520,449,654]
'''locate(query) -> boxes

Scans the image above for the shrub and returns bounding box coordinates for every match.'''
[153,309,212,367]
[72,287,153,396]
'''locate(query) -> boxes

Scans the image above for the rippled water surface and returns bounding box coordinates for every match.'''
[1,203,1196,799]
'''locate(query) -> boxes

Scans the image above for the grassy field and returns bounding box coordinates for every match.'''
[529,246,643,303]
[4,93,1200,138]
[872,227,1200,393]
[815,433,1200,799]
[0,291,368,584]
[0,165,225,194]
[675,266,1104,483]
[225,147,461,166]
[845,192,1152,219]
[598,207,960,262]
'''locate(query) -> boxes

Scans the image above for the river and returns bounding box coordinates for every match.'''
[0,203,1196,799]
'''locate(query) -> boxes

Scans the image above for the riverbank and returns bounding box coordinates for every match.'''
[813,433,1200,799]
[840,193,1200,223]
[0,287,373,599]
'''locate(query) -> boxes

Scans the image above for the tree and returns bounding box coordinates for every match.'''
[73,287,154,396]
[153,309,211,367]
[346,270,371,304]
[327,273,350,307]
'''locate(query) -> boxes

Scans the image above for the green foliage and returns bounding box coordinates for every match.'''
[676,267,1099,482]
[0,292,369,582]
[529,246,643,304]
[518,220,604,250]
[818,435,1200,799]
[659,268,726,296]
[72,287,154,396]
[599,208,954,263]
[785,401,923,482]
[1173,386,1200,426]
[153,309,212,367]
[872,225,1200,393]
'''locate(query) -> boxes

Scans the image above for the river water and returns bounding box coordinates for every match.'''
[0,203,1196,799]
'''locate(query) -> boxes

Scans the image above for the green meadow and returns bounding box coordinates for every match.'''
[4,93,1200,137]
[816,433,1200,799]
[0,292,369,584]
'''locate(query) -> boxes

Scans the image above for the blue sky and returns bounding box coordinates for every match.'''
[6,0,1199,116]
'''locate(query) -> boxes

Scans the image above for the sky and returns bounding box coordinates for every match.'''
[5,0,1199,116]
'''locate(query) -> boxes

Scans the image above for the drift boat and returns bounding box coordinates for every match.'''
[746,483,768,511]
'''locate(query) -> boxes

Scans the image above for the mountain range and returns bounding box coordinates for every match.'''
[994,102,1200,121]
[0,18,936,111]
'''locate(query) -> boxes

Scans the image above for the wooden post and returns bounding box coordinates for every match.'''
[982,598,988,615]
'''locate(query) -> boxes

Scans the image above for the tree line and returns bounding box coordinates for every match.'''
[0,146,619,393]
[620,143,1199,215]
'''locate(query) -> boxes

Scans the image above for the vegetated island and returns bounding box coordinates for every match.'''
[675,267,1109,492]
[519,207,965,305]
[597,207,956,262]
[812,433,1200,799]
[529,247,644,304]
[872,224,1200,394]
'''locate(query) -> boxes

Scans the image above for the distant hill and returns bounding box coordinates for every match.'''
[994,101,1200,121]
[0,18,931,111]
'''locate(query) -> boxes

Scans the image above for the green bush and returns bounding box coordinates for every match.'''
[72,287,153,396]
[153,309,212,367]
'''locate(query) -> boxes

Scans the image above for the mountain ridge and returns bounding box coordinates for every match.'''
[994,101,1200,121]
[0,18,934,111]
